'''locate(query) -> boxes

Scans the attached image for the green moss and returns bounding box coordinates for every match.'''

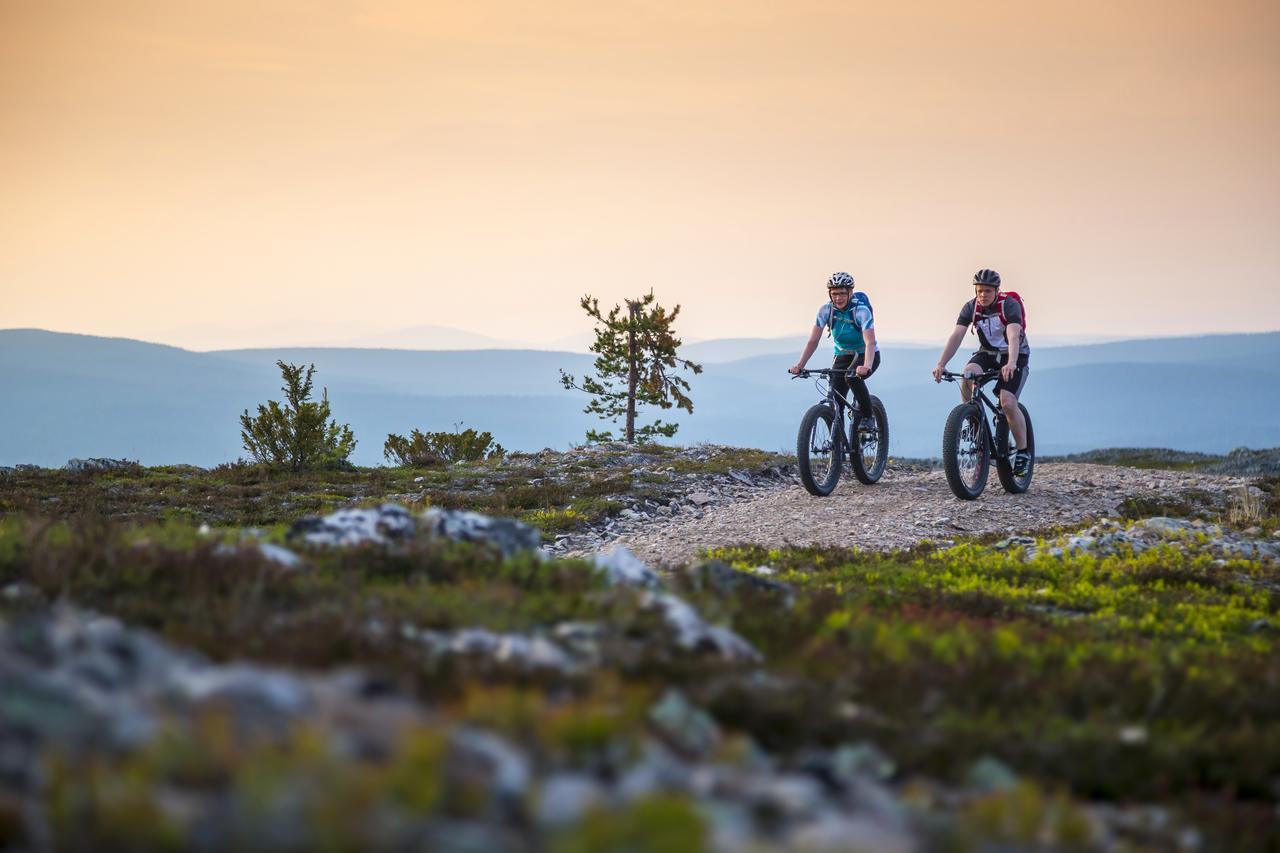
[555,794,707,853]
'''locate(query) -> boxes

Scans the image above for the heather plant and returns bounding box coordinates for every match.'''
[239,361,356,471]
[383,425,505,467]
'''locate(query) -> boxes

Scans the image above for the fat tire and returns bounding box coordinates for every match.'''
[797,403,842,497]
[995,403,1035,494]
[849,396,890,485]
[942,402,989,500]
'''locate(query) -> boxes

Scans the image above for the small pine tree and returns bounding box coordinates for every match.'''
[240,361,357,470]
[559,290,702,443]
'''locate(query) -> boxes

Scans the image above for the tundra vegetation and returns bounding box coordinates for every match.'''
[239,361,357,470]
[0,447,1277,849]
[383,425,506,467]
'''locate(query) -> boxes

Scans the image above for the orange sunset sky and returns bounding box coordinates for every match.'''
[2,0,1278,350]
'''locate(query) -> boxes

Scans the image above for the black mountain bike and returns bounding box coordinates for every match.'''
[791,368,889,496]
[938,369,1035,500]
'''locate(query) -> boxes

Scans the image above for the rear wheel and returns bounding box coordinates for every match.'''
[797,404,842,496]
[942,402,989,500]
[849,396,889,484]
[995,403,1035,493]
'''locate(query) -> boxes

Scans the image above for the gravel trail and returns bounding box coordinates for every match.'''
[599,463,1252,567]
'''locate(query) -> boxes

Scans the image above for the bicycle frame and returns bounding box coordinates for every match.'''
[792,368,861,433]
[940,369,1013,462]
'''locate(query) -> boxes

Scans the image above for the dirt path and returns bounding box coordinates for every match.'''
[598,463,1252,567]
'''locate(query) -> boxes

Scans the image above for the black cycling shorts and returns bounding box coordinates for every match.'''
[967,350,1029,398]
[832,350,881,414]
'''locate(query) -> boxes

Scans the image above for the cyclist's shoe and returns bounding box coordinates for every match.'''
[1013,449,1031,477]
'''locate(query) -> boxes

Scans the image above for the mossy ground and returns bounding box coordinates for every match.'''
[0,444,791,538]
[1,451,1277,848]
[3,507,1279,848]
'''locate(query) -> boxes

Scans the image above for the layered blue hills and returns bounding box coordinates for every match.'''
[2,328,1277,466]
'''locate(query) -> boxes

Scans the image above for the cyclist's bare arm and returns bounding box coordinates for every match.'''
[1002,323,1022,380]
[790,325,823,375]
[855,327,877,376]
[932,325,968,381]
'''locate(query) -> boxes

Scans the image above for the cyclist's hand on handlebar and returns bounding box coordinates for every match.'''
[788,365,804,376]
[854,365,870,378]
[931,364,944,383]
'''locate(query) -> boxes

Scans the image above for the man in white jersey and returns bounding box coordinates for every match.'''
[931,268,1031,476]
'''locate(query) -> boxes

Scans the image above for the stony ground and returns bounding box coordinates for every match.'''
[578,463,1256,566]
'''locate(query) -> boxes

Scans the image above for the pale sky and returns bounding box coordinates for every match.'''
[3,0,1278,350]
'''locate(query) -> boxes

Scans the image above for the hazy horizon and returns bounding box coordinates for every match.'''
[4,1,1278,350]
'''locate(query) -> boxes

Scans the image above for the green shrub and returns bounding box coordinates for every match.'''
[383,426,505,467]
[239,362,356,471]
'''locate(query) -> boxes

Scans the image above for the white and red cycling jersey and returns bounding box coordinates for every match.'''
[956,296,1031,357]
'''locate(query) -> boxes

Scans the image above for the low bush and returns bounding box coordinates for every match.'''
[383,426,505,467]
[239,362,356,471]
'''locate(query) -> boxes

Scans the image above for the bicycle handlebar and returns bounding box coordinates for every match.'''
[939,369,1002,384]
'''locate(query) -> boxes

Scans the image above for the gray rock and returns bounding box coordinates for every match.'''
[830,741,896,785]
[256,543,303,569]
[687,491,716,507]
[214,542,303,569]
[535,773,608,827]
[649,690,720,758]
[1,583,46,609]
[550,622,605,665]
[289,503,416,547]
[1066,535,1096,554]
[616,739,691,801]
[413,627,581,676]
[643,592,762,663]
[686,560,795,605]
[965,755,1019,793]
[1144,517,1195,536]
[591,546,663,588]
[0,662,111,745]
[169,665,311,719]
[63,457,136,474]
[995,535,1037,551]
[422,508,543,558]
[750,773,827,820]
[446,728,531,814]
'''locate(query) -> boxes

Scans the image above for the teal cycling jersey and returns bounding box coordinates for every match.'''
[815,292,875,356]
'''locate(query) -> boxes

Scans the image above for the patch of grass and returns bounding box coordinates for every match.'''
[1116,489,1217,520]
[667,446,790,475]
[694,535,1280,817]
[1041,448,1222,471]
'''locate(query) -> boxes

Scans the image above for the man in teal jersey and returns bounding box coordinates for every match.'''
[789,271,880,415]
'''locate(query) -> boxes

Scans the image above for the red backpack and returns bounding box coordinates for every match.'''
[971,291,1027,334]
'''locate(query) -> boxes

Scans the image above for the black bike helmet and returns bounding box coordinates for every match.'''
[972,268,1001,288]
[827,271,855,289]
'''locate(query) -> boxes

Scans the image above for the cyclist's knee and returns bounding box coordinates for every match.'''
[1000,392,1018,413]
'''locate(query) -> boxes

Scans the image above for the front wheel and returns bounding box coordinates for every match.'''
[797,403,843,496]
[849,396,889,485]
[942,402,989,500]
[995,403,1035,493]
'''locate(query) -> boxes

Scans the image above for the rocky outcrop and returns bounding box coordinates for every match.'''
[62,458,138,474]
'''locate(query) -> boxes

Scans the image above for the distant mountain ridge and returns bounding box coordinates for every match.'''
[2,328,1278,466]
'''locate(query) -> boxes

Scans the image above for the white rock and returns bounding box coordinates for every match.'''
[592,546,663,588]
